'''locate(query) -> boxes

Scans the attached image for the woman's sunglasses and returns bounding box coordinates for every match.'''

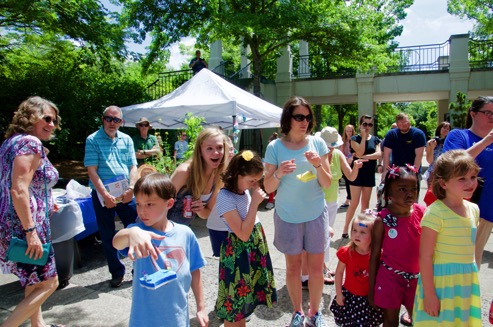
[103,116,123,124]
[362,122,373,127]
[138,123,150,127]
[42,116,59,126]
[292,114,313,122]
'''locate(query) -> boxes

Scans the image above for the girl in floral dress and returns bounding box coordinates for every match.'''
[215,150,277,326]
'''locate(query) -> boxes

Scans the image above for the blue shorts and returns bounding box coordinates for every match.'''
[273,206,328,255]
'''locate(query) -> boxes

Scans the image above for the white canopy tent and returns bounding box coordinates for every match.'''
[121,69,282,130]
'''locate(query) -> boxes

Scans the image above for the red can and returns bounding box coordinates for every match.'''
[183,195,193,218]
[489,299,493,324]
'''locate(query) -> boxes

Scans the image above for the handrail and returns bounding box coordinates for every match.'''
[148,37,492,98]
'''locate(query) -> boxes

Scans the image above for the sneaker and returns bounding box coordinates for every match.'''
[305,312,327,327]
[265,202,275,210]
[301,279,309,289]
[109,275,124,288]
[288,312,305,327]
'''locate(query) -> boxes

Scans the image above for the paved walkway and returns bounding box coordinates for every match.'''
[1,172,492,326]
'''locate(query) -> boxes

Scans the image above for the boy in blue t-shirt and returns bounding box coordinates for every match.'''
[113,173,208,327]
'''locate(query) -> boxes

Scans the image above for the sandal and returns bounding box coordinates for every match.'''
[400,312,413,326]
[323,270,335,285]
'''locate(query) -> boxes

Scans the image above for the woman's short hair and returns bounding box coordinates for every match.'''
[467,96,493,128]
[280,96,315,135]
[134,172,176,200]
[5,96,61,138]
[359,114,372,125]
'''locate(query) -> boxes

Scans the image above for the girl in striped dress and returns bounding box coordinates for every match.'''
[413,150,482,326]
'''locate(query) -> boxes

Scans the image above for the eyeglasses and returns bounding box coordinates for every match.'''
[362,122,374,127]
[292,114,313,122]
[138,123,150,127]
[103,116,123,124]
[42,116,59,126]
[181,134,187,137]
[477,110,493,118]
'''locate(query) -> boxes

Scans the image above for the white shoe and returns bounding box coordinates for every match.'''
[265,202,274,210]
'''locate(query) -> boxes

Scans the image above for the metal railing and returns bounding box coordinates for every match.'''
[148,37,492,98]
[386,40,450,73]
[469,38,493,69]
[147,70,193,100]
[293,55,356,79]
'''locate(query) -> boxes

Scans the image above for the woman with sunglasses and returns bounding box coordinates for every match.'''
[0,96,64,326]
[341,115,381,238]
[264,96,332,327]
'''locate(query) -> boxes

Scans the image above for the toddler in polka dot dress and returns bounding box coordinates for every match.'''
[330,212,383,326]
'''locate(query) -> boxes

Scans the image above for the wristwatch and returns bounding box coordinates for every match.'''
[23,226,36,233]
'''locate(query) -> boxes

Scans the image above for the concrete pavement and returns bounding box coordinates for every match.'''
[1,172,492,326]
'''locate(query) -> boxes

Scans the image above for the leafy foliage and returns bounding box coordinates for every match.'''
[449,91,471,128]
[448,0,493,38]
[119,0,413,95]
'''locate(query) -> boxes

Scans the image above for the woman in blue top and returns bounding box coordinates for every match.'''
[264,96,332,327]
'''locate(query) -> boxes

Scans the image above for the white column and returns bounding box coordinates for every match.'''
[240,43,251,79]
[209,40,223,75]
[275,46,293,106]
[356,73,375,119]
[299,40,310,78]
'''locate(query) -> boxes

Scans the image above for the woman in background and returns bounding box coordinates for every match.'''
[339,124,356,208]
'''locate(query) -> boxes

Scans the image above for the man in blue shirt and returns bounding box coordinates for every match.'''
[84,105,139,288]
[382,112,426,171]
[189,50,208,75]
[174,131,188,162]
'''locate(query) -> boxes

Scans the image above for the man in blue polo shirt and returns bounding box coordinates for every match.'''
[382,112,426,171]
[84,105,139,288]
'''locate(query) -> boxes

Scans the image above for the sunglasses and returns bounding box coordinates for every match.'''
[42,116,59,126]
[103,116,123,124]
[292,114,313,122]
[362,122,373,127]
[138,123,150,127]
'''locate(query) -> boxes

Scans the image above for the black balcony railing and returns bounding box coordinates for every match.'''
[469,39,493,69]
[148,37,492,98]
[384,40,451,73]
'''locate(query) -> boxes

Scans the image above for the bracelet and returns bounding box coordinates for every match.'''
[313,164,321,168]
[23,226,36,233]
[273,171,281,181]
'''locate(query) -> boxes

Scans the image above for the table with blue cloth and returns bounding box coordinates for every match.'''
[75,197,99,240]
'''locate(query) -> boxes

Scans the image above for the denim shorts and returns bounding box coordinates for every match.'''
[273,206,328,255]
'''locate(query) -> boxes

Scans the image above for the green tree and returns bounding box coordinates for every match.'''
[120,0,413,96]
[449,91,471,128]
[448,0,493,38]
[0,0,129,65]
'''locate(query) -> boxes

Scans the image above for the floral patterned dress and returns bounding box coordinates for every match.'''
[215,189,277,322]
[0,134,58,286]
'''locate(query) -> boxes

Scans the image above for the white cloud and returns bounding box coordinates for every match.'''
[395,0,474,46]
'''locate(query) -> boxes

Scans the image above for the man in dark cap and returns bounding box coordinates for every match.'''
[132,117,161,165]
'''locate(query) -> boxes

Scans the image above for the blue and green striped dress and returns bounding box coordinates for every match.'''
[413,199,482,326]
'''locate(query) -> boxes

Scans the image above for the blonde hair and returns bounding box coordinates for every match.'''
[342,124,355,144]
[186,127,227,199]
[431,149,480,200]
[137,164,158,178]
[346,212,376,254]
[5,96,61,138]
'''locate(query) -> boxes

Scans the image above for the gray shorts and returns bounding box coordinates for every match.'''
[273,206,328,255]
